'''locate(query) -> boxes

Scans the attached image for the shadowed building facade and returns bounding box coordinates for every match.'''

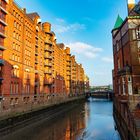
[112,0,140,139]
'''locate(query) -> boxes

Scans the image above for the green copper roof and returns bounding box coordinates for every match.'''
[113,15,124,30]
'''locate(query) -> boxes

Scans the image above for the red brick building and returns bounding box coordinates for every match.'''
[112,1,140,139]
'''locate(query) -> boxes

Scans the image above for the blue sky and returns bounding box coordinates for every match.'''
[15,0,137,86]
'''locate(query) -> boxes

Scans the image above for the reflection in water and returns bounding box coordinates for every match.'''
[1,98,120,140]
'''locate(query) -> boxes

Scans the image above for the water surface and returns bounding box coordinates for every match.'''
[1,98,120,140]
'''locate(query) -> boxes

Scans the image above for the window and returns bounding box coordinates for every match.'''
[12,66,19,77]
[15,55,17,61]
[16,83,19,94]
[10,82,13,94]
[117,58,120,70]
[16,33,18,40]
[14,21,16,28]
[12,54,15,60]
[13,42,15,49]
[17,23,19,29]
[136,26,140,40]
[128,76,133,95]
[18,56,20,62]
[122,77,126,95]
[15,44,18,50]
[18,45,20,51]
[13,31,16,38]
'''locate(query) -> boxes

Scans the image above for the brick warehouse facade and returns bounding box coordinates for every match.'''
[112,1,140,139]
[0,0,89,112]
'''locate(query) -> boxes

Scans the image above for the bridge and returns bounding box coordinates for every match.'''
[86,90,114,100]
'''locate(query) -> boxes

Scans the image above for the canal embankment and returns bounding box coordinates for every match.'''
[0,94,85,137]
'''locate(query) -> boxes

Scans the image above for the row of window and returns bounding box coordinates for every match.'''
[25,84,30,94]
[13,31,21,41]
[25,30,32,38]
[11,68,19,77]
[13,10,33,29]
[13,10,23,22]
[25,20,33,30]
[11,66,31,78]
[10,82,19,94]
[25,49,31,57]
[11,54,20,62]
[26,39,32,48]
[13,42,20,52]
[14,20,21,31]
[25,58,31,66]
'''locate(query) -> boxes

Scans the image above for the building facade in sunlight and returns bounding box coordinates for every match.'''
[0,0,88,109]
[112,0,140,139]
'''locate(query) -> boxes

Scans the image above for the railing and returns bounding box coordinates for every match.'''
[0,1,6,10]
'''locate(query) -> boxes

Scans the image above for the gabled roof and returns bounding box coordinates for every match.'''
[113,15,124,30]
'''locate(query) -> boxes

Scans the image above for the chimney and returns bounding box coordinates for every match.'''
[128,0,135,14]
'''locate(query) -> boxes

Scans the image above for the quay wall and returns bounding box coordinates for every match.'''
[0,94,85,120]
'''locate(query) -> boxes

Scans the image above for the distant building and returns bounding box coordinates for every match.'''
[84,75,90,93]
[112,0,140,139]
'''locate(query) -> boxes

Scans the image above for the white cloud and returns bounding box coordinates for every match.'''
[55,18,65,23]
[52,18,86,33]
[101,56,113,63]
[67,42,103,59]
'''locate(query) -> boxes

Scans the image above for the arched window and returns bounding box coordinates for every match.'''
[12,65,19,77]
[13,31,16,38]
[14,21,16,28]
[10,82,13,94]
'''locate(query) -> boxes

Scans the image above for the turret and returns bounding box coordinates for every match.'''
[42,22,51,33]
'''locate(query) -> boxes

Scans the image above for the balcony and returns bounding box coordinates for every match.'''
[0,29,6,38]
[0,4,8,14]
[117,65,132,75]
[0,45,5,50]
[0,17,7,26]
[44,70,52,75]
[45,39,52,46]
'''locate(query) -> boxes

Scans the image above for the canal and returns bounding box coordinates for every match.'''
[1,98,120,140]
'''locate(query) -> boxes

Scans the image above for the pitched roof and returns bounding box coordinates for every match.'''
[113,15,124,30]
